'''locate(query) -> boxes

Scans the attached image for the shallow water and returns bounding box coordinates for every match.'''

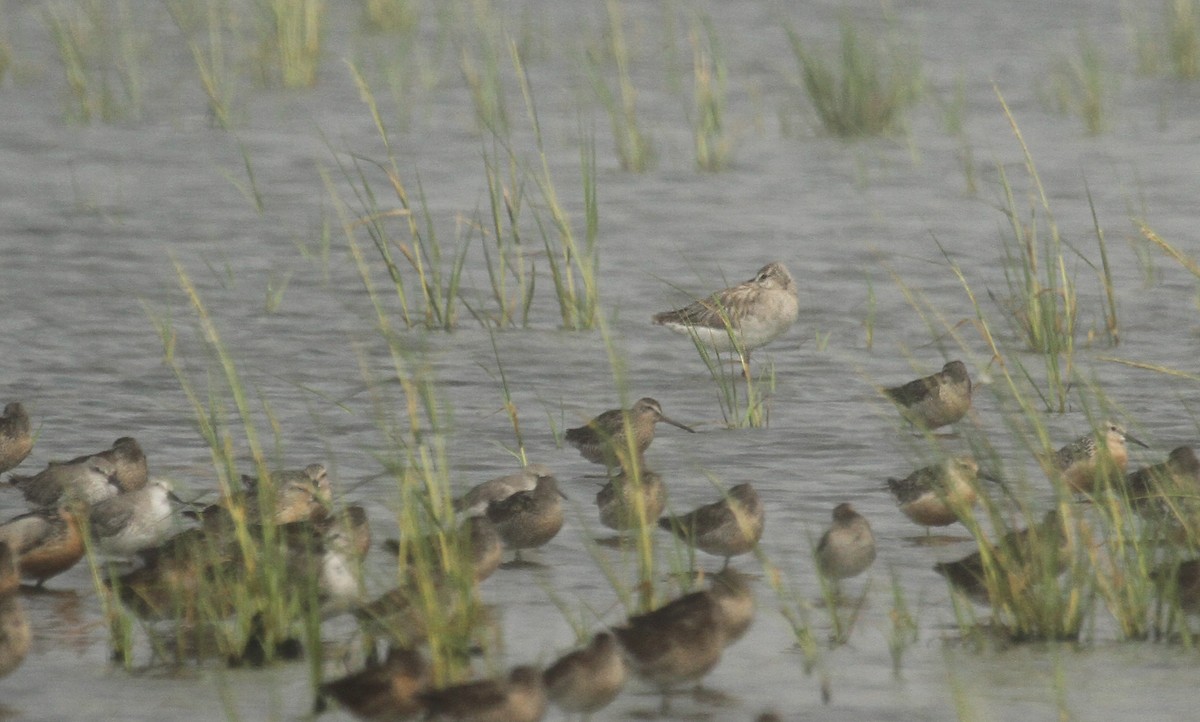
[2,0,1200,719]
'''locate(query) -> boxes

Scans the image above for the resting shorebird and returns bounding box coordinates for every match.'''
[8,456,120,507]
[318,646,430,720]
[934,510,1069,603]
[420,665,546,722]
[885,360,973,431]
[1124,446,1200,525]
[453,464,554,517]
[611,567,754,715]
[886,455,1003,531]
[0,501,88,587]
[486,473,566,562]
[89,480,180,557]
[815,503,876,585]
[565,398,694,472]
[58,436,148,493]
[658,483,764,569]
[596,469,666,533]
[0,403,32,474]
[1041,421,1147,495]
[653,262,799,370]
[543,631,626,717]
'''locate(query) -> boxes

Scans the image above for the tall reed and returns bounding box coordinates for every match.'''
[585,0,653,172]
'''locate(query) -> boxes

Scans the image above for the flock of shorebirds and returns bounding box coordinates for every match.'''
[2,261,1199,720]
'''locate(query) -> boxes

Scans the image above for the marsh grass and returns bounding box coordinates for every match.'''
[785,16,923,138]
[585,0,654,172]
[325,65,469,330]
[164,0,240,129]
[511,43,601,330]
[886,567,919,675]
[477,144,536,327]
[254,0,324,88]
[689,331,774,428]
[1167,0,1200,78]
[991,89,1078,412]
[42,0,145,123]
[688,15,732,171]
[1045,32,1111,136]
[362,0,420,34]
[458,5,509,135]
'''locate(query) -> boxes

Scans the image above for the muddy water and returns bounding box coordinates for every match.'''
[2,0,1200,719]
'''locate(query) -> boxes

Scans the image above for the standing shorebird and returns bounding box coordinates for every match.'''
[0,501,87,587]
[886,455,1002,532]
[89,480,179,557]
[884,360,973,431]
[0,542,32,679]
[815,503,876,586]
[1042,421,1147,495]
[453,464,554,516]
[565,398,694,472]
[596,469,667,533]
[1124,446,1200,525]
[652,262,800,371]
[543,631,626,717]
[0,403,32,474]
[486,473,566,563]
[658,483,764,569]
[611,567,754,715]
[420,665,546,722]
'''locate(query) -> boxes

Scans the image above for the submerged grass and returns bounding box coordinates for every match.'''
[585,0,653,172]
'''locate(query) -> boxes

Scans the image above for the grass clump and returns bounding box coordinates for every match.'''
[688,14,733,171]
[42,0,145,123]
[1045,32,1112,136]
[253,0,324,88]
[585,0,654,172]
[785,16,923,137]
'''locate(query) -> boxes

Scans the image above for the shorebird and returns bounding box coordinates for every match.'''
[0,542,31,679]
[419,665,546,722]
[7,456,120,507]
[0,501,88,587]
[241,462,332,524]
[486,473,566,562]
[815,503,876,585]
[934,510,1069,603]
[0,403,32,474]
[383,515,503,584]
[611,567,754,715]
[565,398,694,471]
[652,262,800,370]
[318,646,430,720]
[1042,421,1147,495]
[453,464,554,517]
[543,631,626,717]
[884,360,973,431]
[658,483,764,569]
[886,455,1002,531]
[114,529,243,621]
[1151,558,1200,614]
[1124,446,1200,525]
[596,469,666,533]
[89,479,179,557]
[58,436,148,493]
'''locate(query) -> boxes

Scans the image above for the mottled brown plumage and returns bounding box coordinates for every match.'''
[0,502,87,587]
[596,469,666,532]
[486,473,566,561]
[1042,422,1147,494]
[420,665,546,722]
[565,399,693,470]
[658,483,764,568]
[653,262,800,363]
[885,360,972,430]
[543,631,626,715]
[815,503,876,582]
[319,647,430,721]
[0,403,33,475]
